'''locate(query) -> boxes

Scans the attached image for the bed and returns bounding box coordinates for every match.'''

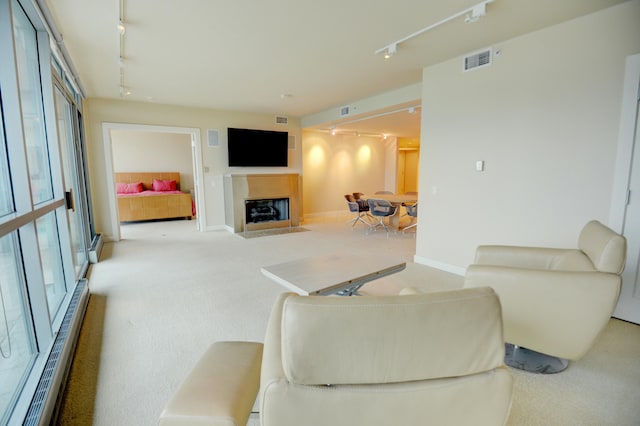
[115,172,194,222]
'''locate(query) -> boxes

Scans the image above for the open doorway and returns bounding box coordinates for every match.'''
[102,123,205,241]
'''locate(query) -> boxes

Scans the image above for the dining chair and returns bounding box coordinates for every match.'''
[367,198,397,234]
[402,202,418,235]
[344,194,371,228]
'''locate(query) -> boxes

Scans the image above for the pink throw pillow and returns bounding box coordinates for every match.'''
[116,182,143,194]
[152,179,177,192]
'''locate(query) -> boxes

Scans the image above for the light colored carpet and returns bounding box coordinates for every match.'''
[56,216,640,426]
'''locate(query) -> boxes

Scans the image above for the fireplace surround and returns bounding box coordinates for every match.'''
[224,174,301,233]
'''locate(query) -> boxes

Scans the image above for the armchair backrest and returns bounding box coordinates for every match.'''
[578,220,626,274]
[260,288,513,426]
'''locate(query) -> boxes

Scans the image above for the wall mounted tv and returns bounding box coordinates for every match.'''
[227,127,288,167]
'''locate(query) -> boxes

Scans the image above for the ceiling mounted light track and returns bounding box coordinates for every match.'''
[117,0,130,97]
[375,0,494,58]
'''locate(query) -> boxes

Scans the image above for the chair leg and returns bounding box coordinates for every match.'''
[349,212,372,228]
[402,219,417,233]
[368,215,393,237]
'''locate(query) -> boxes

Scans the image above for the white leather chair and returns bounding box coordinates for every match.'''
[160,287,514,425]
[464,220,626,373]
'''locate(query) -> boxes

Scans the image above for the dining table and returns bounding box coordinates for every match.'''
[363,193,418,229]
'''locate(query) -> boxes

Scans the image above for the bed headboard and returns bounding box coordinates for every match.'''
[115,172,181,191]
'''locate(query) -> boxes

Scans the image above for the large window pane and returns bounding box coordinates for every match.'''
[0,107,12,216]
[13,0,53,204]
[36,211,66,319]
[54,88,87,277]
[0,232,36,425]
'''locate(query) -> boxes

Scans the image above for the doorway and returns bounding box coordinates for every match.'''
[396,137,420,194]
[102,123,205,241]
[611,53,640,324]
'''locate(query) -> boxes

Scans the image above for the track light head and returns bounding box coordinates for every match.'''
[384,44,397,59]
[117,20,126,34]
[465,3,486,23]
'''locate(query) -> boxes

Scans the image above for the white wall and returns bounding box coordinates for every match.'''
[415,1,640,273]
[301,130,392,218]
[84,99,301,240]
[111,130,194,190]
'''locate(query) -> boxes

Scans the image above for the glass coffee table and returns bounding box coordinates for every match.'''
[261,253,406,296]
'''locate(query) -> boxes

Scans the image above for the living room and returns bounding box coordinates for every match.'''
[2,0,639,424]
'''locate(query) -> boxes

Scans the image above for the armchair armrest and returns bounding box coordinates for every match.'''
[473,245,574,270]
[160,341,263,426]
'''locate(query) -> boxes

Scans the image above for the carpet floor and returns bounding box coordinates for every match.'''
[55,216,640,425]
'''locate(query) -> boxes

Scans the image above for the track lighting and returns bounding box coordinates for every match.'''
[384,44,397,59]
[375,0,493,58]
[464,3,487,23]
[117,20,126,34]
[119,85,131,97]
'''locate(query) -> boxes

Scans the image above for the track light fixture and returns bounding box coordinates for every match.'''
[384,44,397,59]
[117,20,126,34]
[375,0,494,58]
[464,3,487,23]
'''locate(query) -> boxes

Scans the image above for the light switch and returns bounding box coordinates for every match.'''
[476,160,484,172]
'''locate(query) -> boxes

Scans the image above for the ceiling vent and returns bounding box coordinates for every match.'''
[339,105,352,117]
[464,48,492,72]
[275,115,288,125]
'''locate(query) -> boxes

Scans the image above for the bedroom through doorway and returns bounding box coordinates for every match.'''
[103,123,205,241]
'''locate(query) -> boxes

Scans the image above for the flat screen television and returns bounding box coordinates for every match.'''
[227,127,288,167]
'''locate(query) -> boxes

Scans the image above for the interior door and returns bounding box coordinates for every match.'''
[614,71,640,324]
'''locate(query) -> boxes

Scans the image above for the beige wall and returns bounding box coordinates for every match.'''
[111,130,194,190]
[84,99,301,240]
[301,130,391,218]
[415,1,640,273]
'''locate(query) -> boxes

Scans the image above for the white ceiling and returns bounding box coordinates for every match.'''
[43,0,626,138]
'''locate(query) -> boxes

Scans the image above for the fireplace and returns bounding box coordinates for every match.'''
[245,198,289,224]
[224,173,300,233]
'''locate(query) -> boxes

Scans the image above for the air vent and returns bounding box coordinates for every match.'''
[288,135,296,150]
[339,105,351,117]
[464,48,492,72]
[275,115,288,125]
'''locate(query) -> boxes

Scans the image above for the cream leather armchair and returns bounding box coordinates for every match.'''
[464,220,626,373]
[160,287,513,425]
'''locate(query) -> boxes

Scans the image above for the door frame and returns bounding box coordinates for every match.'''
[610,53,640,231]
[609,53,640,322]
[102,122,205,241]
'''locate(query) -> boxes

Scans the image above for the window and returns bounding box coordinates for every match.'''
[0,0,94,424]
[0,233,37,425]
[0,101,12,216]
[12,1,53,204]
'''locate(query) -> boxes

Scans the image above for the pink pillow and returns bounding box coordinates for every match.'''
[116,182,143,194]
[152,179,177,192]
